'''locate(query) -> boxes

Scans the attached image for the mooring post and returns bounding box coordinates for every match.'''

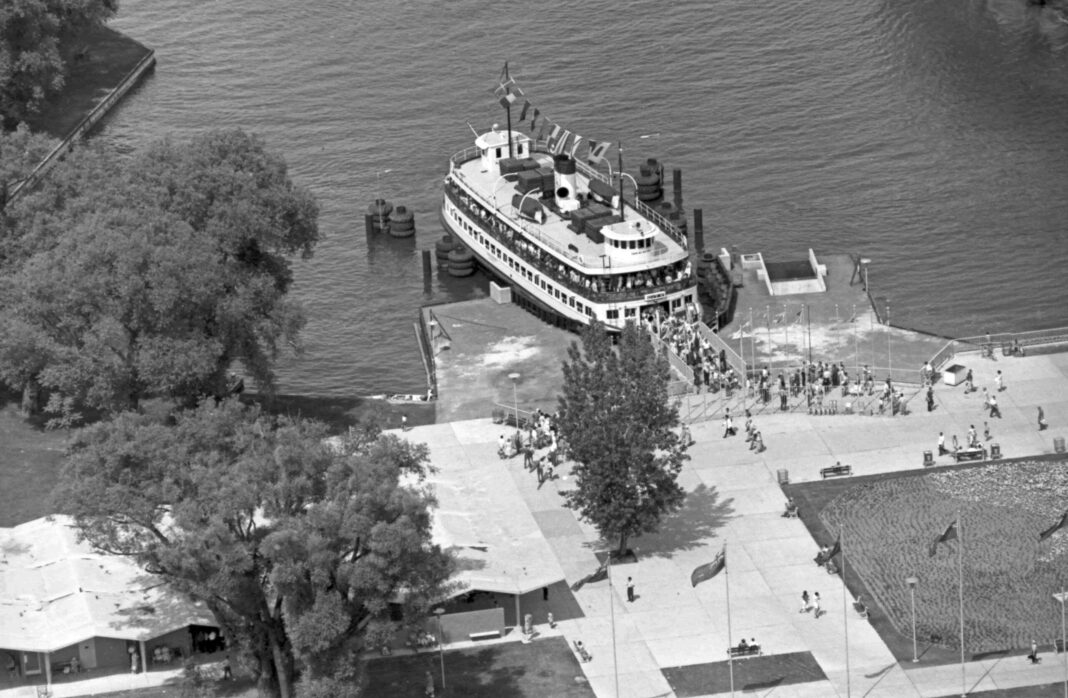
[693,208,704,253]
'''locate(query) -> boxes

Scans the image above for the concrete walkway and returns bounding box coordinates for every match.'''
[419,348,1068,697]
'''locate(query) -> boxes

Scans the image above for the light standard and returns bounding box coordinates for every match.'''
[906,576,919,663]
[1054,589,1068,698]
[508,372,520,431]
[434,607,446,692]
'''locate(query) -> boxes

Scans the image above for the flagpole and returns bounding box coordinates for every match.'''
[609,550,619,698]
[617,142,625,221]
[842,524,851,698]
[766,304,772,373]
[959,511,966,698]
[725,541,735,698]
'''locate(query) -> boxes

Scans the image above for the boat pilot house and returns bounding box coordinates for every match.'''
[442,125,698,331]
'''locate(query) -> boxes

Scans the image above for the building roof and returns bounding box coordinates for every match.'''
[0,516,216,653]
[423,442,566,598]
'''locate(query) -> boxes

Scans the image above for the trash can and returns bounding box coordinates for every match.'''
[777,468,789,485]
[990,443,1001,459]
[923,450,934,467]
[1056,437,1066,454]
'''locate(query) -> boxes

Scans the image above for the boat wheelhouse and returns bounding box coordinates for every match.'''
[440,126,698,332]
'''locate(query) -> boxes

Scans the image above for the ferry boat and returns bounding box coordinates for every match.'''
[439,71,698,332]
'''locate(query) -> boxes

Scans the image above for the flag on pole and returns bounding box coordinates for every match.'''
[498,91,518,108]
[929,519,958,556]
[826,537,841,560]
[1040,509,1068,541]
[529,108,540,130]
[570,558,609,592]
[494,62,523,107]
[518,100,531,122]
[691,548,726,587]
[550,129,572,155]
[587,140,612,165]
[545,124,561,147]
[569,135,584,158]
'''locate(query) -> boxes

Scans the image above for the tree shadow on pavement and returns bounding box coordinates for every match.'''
[634,484,734,558]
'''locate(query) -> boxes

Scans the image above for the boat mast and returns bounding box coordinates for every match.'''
[505,100,514,159]
[617,140,625,221]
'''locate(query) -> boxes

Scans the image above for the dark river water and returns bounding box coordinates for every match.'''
[102,0,1068,396]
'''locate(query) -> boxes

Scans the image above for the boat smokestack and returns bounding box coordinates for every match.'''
[553,154,579,213]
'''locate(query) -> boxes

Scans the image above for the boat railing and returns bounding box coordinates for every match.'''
[573,158,687,248]
[450,146,482,170]
[444,184,694,303]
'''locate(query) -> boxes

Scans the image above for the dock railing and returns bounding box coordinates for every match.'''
[926,326,1068,374]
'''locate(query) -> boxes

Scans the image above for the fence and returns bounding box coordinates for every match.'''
[694,321,747,377]
[925,325,1068,374]
[6,50,157,206]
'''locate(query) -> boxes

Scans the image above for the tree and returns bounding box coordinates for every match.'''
[52,398,454,698]
[0,129,319,413]
[0,0,118,126]
[556,320,690,556]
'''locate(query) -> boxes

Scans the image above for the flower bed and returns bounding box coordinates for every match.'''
[819,460,1068,653]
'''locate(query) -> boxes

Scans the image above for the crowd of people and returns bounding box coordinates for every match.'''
[499,409,563,485]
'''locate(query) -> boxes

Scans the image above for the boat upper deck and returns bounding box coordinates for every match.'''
[448,144,689,275]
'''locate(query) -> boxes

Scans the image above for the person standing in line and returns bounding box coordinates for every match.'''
[1039,406,1048,431]
[967,425,977,448]
[800,590,810,613]
[626,577,635,602]
[965,369,974,393]
[813,592,821,618]
[723,408,733,438]
[938,432,946,456]
[996,370,1004,392]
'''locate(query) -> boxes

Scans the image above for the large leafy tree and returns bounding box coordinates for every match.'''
[52,398,454,698]
[557,320,691,555]
[0,129,319,413]
[0,0,118,126]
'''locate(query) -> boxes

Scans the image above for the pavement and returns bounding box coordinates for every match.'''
[6,348,1066,698]
[416,347,1068,698]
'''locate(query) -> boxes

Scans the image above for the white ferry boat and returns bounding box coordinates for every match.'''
[440,80,698,332]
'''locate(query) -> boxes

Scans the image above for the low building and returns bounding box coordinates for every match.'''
[0,516,218,686]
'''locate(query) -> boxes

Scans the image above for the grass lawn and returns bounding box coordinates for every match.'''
[22,23,152,139]
[786,455,1068,663]
[0,393,69,527]
[364,636,595,698]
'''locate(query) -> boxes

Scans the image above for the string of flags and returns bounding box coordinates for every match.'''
[493,62,614,166]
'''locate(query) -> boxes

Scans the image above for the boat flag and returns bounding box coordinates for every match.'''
[554,131,573,155]
[587,140,612,165]
[569,558,609,592]
[569,135,584,158]
[545,124,561,147]
[548,128,571,154]
[928,519,958,556]
[1040,509,1068,541]
[499,91,518,108]
[529,108,540,130]
[691,548,726,587]
[494,62,523,108]
[518,100,531,122]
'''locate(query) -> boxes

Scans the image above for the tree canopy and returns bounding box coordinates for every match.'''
[556,320,690,555]
[0,128,319,414]
[0,0,118,125]
[52,398,454,698]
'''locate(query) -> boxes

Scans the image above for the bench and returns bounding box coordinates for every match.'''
[727,644,762,659]
[853,601,869,619]
[469,630,501,642]
[573,640,593,663]
[953,448,985,462]
[820,464,852,479]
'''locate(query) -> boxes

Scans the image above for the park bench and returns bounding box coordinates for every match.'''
[953,447,985,463]
[573,640,593,663]
[853,600,869,619]
[727,644,762,659]
[469,630,501,642]
[820,464,852,479]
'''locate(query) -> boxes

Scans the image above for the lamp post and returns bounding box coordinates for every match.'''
[1054,590,1068,698]
[907,576,919,663]
[508,372,520,431]
[434,607,446,692]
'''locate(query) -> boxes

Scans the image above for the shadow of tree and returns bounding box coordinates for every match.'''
[634,484,734,558]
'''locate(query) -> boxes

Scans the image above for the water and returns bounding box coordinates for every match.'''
[101,0,1068,397]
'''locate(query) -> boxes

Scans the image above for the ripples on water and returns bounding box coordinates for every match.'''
[103,0,1068,396]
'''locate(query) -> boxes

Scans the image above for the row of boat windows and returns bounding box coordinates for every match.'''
[610,237,654,250]
[449,201,693,318]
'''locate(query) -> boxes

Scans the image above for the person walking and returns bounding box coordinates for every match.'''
[989,395,1002,419]
[967,425,977,448]
[1039,406,1048,431]
[626,577,635,602]
[1028,639,1041,664]
[800,590,810,613]
[938,432,946,456]
[813,592,822,618]
[926,386,935,412]
[996,370,1005,392]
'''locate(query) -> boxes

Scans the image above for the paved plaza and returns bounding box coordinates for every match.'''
[417,347,1068,698]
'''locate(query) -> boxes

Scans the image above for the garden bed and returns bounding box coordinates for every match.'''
[786,454,1068,663]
